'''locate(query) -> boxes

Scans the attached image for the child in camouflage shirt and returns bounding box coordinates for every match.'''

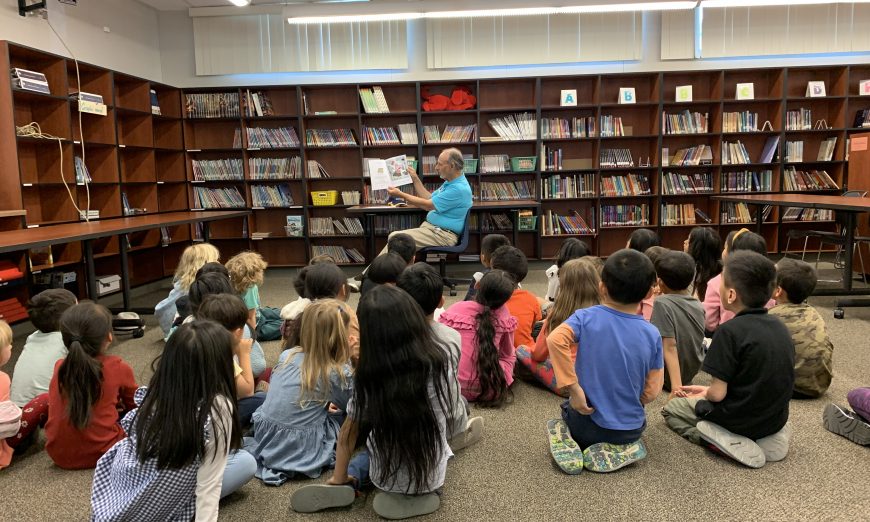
[769,258,833,398]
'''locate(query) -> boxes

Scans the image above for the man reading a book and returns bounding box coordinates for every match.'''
[379,147,473,255]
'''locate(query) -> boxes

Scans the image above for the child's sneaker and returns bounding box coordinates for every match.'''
[372,491,440,520]
[582,440,648,473]
[755,423,791,462]
[823,403,870,445]
[290,484,355,513]
[546,419,584,475]
[449,416,484,452]
[697,421,766,468]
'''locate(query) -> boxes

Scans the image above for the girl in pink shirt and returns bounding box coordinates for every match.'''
[704,229,775,333]
[439,270,517,407]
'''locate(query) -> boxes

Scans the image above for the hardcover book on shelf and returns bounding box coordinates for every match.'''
[285,215,304,237]
[759,135,781,164]
[150,89,161,115]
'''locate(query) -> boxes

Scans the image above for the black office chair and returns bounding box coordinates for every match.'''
[418,210,472,296]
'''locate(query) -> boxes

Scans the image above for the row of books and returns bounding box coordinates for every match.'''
[358,87,390,114]
[722,111,760,133]
[479,180,535,201]
[361,125,418,146]
[721,170,773,193]
[342,191,361,205]
[307,160,330,179]
[599,115,626,137]
[249,157,303,180]
[786,109,813,131]
[311,246,365,264]
[422,124,477,144]
[721,141,752,165]
[542,210,596,236]
[541,117,596,139]
[480,155,511,174]
[246,127,300,148]
[782,207,834,221]
[362,184,414,205]
[241,90,275,117]
[420,154,470,175]
[193,186,246,209]
[854,109,870,128]
[662,172,714,195]
[305,129,356,147]
[600,149,634,168]
[74,157,91,184]
[816,137,838,161]
[474,213,513,232]
[782,168,839,191]
[310,217,365,236]
[192,158,244,181]
[721,202,772,224]
[487,113,537,140]
[785,141,805,163]
[374,215,423,235]
[542,146,564,172]
[663,111,709,135]
[540,174,596,199]
[600,174,651,197]
[669,145,713,166]
[661,203,700,226]
[601,204,649,227]
[251,184,295,207]
[185,92,240,118]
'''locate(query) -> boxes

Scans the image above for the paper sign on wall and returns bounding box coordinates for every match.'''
[560,89,578,107]
[807,81,826,97]
[675,85,693,103]
[736,83,755,100]
[618,88,636,104]
[859,80,870,96]
[851,137,868,152]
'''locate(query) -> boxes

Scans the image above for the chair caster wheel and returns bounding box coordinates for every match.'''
[834,309,845,319]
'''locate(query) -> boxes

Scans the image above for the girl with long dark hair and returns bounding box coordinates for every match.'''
[91,320,256,520]
[44,302,137,469]
[684,226,722,301]
[439,270,517,407]
[291,285,453,519]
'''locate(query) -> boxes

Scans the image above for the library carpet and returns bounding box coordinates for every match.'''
[1,262,869,521]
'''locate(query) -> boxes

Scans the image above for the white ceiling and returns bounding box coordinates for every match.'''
[136,0,378,10]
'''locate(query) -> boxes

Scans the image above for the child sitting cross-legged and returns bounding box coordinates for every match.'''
[46,302,138,469]
[546,249,663,474]
[360,233,416,296]
[490,246,542,350]
[516,257,600,395]
[226,251,284,342]
[464,234,511,302]
[768,258,834,399]
[544,238,591,306]
[244,299,354,485]
[439,270,518,407]
[291,285,455,519]
[662,251,795,468]
[649,251,706,394]
[90,320,256,521]
[398,262,484,449]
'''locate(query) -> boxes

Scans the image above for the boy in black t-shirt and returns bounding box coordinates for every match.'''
[661,251,795,468]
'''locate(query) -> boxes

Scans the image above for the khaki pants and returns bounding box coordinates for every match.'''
[661,397,703,445]
[378,221,459,257]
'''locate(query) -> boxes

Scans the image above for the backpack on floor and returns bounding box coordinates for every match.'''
[0,400,22,438]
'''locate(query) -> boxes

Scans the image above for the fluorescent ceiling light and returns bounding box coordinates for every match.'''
[701,0,870,6]
[229,0,250,6]
[287,2,697,24]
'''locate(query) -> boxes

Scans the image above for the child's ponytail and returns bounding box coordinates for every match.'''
[473,270,515,408]
[58,302,113,430]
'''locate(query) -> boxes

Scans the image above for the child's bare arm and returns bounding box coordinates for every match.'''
[246,308,257,333]
[329,417,359,485]
[661,337,682,392]
[640,368,664,404]
[705,377,728,402]
[234,338,255,398]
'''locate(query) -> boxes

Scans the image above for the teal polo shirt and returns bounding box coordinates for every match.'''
[427,175,473,235]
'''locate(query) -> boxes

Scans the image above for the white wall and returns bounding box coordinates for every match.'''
[0,0,162,81]
[159,10,870,89]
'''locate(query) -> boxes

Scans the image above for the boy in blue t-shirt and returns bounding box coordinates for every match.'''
[546,249,664,474]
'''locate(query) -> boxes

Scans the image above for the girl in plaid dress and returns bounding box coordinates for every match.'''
[90,320,256,521]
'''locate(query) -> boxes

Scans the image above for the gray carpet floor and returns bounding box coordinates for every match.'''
[2,261,869,521]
